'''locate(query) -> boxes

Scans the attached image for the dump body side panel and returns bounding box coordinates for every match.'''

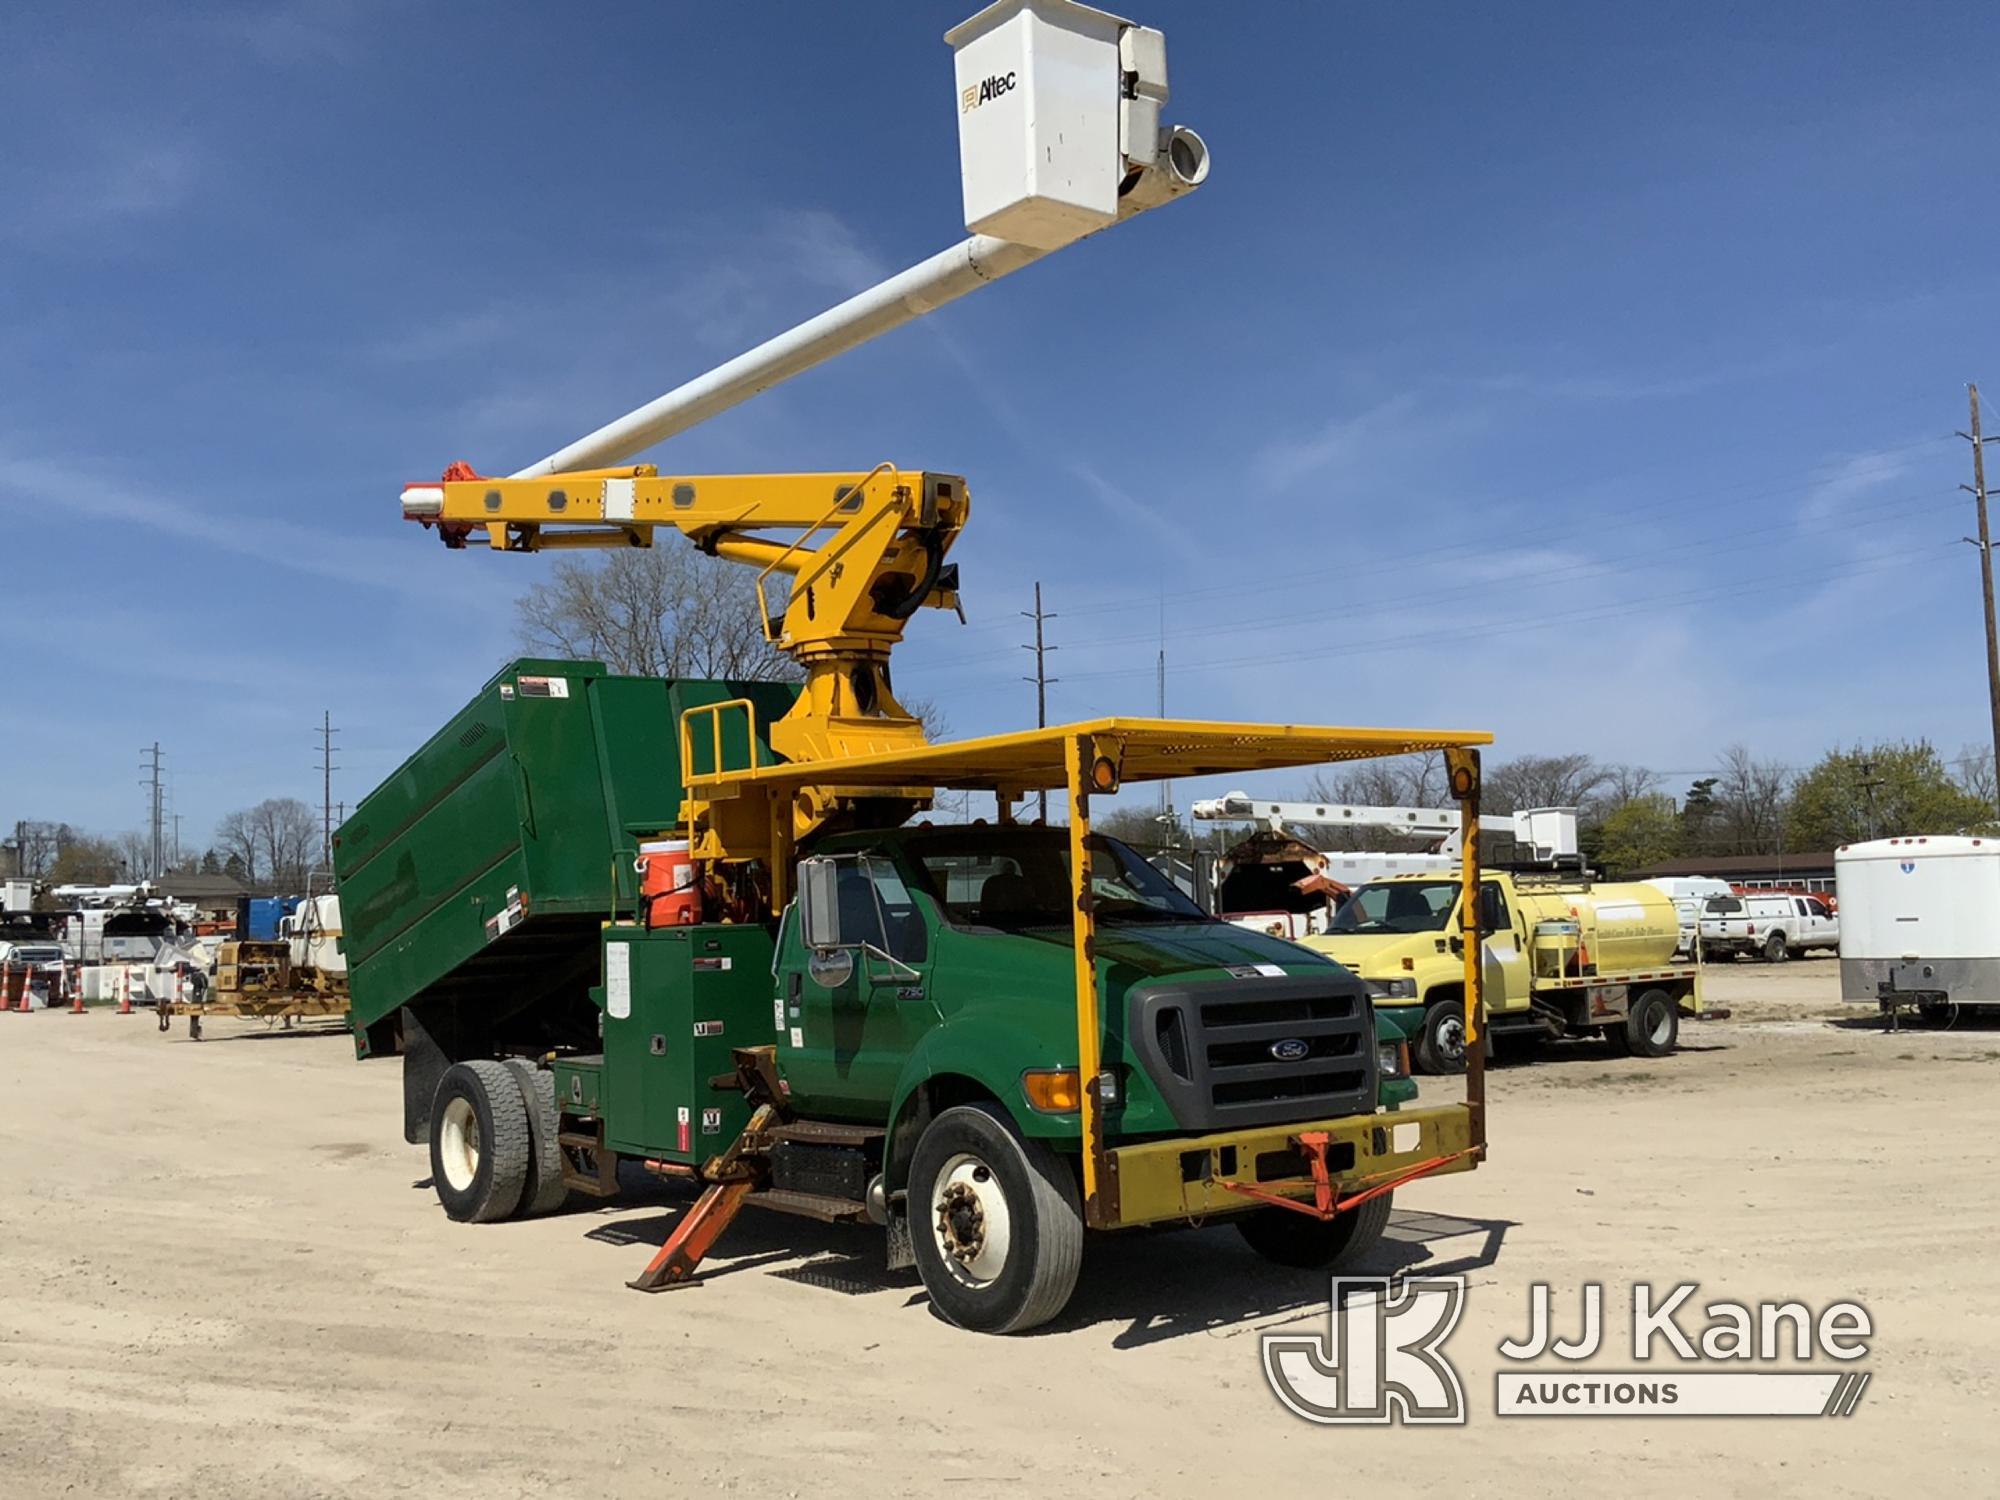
[335,658,800,1037]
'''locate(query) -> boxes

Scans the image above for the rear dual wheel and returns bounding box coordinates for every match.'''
[429,1060,571,1222]
[1606,987,1679,1059]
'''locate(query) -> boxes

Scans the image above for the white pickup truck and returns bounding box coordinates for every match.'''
[1700,892,1840,962]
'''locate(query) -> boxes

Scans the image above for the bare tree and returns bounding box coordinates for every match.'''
[517,546,797,681]
[214,809,261,884]
[114,830,154,881]
[1712,743,1791,855]
[213,799,318,888]
[1957,745,1998,816]
[3,820,73,877]
[252,798,320,888]
[1297,752,1449,851]
[1597,763,1662,815]
[1484,754,1610,815]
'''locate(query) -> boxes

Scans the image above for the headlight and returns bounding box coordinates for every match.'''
[1376,1040,1409,1079]
[1363,977,1417,999]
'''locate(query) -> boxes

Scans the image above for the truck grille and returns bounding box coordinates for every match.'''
[1130,975,1375,1131]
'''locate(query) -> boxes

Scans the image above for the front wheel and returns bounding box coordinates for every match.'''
[908,1103,1083,1334]
[1415,998,1468,1075]
[1237,1191,1394,1269]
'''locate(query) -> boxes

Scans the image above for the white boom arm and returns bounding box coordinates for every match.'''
[514,2,1207,478]
[1190,793,1580,864]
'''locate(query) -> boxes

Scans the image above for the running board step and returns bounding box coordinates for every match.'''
[741,1188,870,1223]
[763,1120,886,1148]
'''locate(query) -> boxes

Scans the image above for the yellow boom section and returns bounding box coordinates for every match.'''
[405,465,968,788]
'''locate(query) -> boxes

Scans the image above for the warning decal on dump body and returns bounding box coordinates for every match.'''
[692,957,733,972]
[676,1106,690,1154]
[515,675,570,699]
[701,1107,721,1135]
[606,943,632,1021]
[693,1020,724,1038]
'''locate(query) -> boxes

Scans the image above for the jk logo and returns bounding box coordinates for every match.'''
[1262,1277,1468,1425]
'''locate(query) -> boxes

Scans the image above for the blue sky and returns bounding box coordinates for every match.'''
[2,0,1993,854]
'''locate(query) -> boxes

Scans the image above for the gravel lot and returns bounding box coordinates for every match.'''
[1,958,1995,1498]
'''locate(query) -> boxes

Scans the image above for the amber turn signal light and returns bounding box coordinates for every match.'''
[1022,1068,1082,1113]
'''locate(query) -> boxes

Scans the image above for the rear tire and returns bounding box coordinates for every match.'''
[1237,1191,1394,1269]
[908,1103,1083,1334]
[430,1060,531,1223]
[1621,988,1679,1059]
[501,1059,571,1217]
[1763,932,1789,963]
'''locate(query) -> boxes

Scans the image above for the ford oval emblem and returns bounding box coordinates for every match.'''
[1269,1037,1310,1063]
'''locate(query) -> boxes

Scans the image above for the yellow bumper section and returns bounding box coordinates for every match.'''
[1104,1103,1477,1229]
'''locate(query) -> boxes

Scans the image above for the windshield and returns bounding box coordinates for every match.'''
[905,826,1205,926]
[1328,879,1460,935]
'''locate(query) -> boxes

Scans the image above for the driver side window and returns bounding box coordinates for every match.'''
[834,858,929,966]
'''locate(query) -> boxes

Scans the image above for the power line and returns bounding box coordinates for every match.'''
[926,428,1958,643]
[970,539,1953,688]
[917,482,1962,674]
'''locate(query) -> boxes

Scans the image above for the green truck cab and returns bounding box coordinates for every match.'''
[338,660,1480,1333]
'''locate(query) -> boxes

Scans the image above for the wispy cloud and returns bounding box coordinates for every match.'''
[1252,393,1425,490]
[0,447,491,606]
[200,0,370,65]
[4,136,204,242]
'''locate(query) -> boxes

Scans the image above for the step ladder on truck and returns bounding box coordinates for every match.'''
[335,0,1496,1334]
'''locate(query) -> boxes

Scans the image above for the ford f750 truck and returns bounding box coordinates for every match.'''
[336,661,1492,1331]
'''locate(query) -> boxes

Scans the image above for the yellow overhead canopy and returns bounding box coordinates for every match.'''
[687,715,1493,797]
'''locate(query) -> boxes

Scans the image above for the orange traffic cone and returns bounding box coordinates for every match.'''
[117,969,134,1016]
[14,965,32,1014]
[68,966,85,1015]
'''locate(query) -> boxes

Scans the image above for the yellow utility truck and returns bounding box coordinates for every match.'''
[1304,872,1700,1074]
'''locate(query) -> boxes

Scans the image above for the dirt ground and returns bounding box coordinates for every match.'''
[3,960,1997,1498]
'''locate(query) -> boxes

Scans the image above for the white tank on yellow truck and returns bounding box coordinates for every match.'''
[1299,870,1701,1074]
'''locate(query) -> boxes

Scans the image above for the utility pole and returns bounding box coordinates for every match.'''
[1960,383,2000,784]
[1856,756,1884,843]
[316,711,341,874]
[172,813,183,870]
[1021,583,1057,822]
[140,743,164,881]
[1157,646,1171,832]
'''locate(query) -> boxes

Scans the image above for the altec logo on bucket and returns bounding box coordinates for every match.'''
[961,71,1017,112]
[1264,1279,1874,1424]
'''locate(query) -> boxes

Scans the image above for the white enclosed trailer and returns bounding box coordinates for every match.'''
[1837,836,2000,1020]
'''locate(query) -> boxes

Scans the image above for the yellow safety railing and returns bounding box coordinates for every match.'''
[678,698,764,789]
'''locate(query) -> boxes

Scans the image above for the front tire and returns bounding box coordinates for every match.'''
[908,1103,1083,1334]
[1415,998,1469,1075]
[430,1060,531,1223]
[1237,1191,1393,1269]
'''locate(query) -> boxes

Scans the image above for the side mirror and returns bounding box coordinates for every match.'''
[1479,887,1505,933]
[799,856,843,950]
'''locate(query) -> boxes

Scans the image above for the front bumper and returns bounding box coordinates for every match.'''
[1102,1101,1476,1228]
